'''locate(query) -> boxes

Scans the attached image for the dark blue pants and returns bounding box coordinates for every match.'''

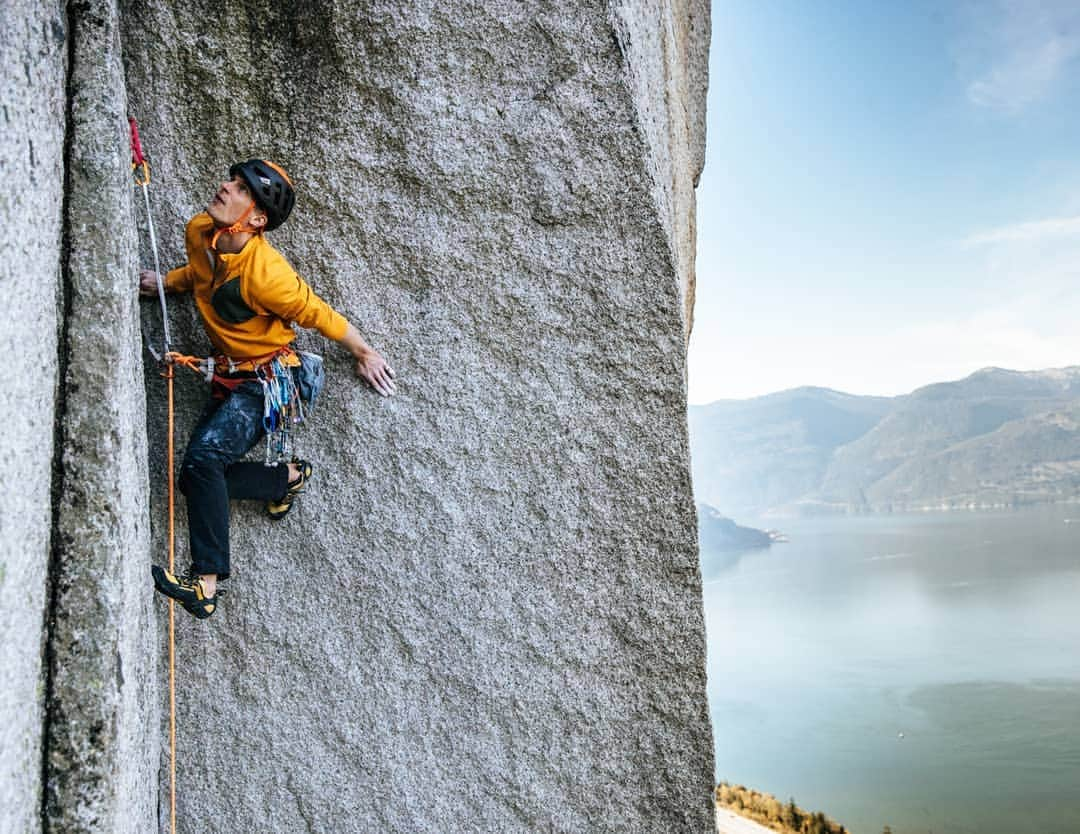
[179,381,289,580]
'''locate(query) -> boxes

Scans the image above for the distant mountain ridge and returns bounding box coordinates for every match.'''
[689,367,1080,516]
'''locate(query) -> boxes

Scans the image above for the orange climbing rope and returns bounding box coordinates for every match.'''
[166,352,210,376]
[131,117,180,834]
[165,360,177,834]
[131,114,265,832]
[160,356,207,834]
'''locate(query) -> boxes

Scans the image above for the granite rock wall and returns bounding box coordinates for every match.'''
[1,2,712,831]
[42,1,158,831]
[2,2,159,831]
[0,3,68,832]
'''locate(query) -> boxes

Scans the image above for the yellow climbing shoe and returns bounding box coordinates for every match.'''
[266,459,312,521]
[151,565,219,619]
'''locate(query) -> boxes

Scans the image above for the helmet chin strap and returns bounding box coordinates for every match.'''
[210,200,261,250]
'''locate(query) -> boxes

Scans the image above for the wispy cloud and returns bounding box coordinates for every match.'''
[960,1,1080,112]
[689,208,1080,403]
[964,215,1080,246]
[896,305,1077,374]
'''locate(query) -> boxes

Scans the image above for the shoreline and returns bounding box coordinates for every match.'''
[714,806,783,834]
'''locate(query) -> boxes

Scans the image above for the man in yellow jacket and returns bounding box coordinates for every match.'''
[142,159,394,619]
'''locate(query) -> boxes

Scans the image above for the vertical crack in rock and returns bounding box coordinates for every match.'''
[40,2,76,830]
[41,1,158,831]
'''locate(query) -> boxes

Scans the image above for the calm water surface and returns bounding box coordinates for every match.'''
[702,504,1080,834]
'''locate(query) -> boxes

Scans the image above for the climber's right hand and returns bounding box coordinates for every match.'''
[139,269,161,297]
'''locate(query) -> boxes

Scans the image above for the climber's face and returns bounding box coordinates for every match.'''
[207,176,267,230]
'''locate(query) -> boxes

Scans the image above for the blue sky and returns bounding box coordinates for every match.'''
[688,0,1080,403]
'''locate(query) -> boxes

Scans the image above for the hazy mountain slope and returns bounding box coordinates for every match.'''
[690,367,1080,516]
[688,387,891,514]
[866,404,1080,509]
[819,368,1080,511]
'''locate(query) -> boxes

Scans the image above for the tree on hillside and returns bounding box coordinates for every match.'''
[782,798,800,830]
[715,782,846,834]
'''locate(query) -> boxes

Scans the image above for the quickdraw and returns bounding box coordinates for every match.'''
[130,117,170,356]
[256,355,308,466]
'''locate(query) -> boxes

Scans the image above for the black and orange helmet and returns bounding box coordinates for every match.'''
[229,159,295,230]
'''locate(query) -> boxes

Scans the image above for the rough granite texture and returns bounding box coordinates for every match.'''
[2,1,712,831]
[0,3,66,833]
[122,2,714,831]
[42,2,159,831]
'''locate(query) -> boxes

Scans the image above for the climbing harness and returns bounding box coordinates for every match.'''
[163,347,319,467]
[172,348,314,465]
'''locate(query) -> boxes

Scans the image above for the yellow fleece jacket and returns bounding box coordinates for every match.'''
[165,213,348,362]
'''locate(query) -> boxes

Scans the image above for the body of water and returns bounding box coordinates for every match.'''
[702,504,1080,834]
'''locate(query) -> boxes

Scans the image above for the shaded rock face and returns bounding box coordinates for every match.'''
[2,1,712,831]
[611,0,709,330]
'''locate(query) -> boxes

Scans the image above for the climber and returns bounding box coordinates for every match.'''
[141,159,395,619]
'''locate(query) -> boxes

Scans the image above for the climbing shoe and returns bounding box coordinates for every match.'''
[266,458,313,521]
[151,565,220,619]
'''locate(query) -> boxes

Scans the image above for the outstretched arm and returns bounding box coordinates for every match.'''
[338,323,396,396]
[247,261,396,396]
